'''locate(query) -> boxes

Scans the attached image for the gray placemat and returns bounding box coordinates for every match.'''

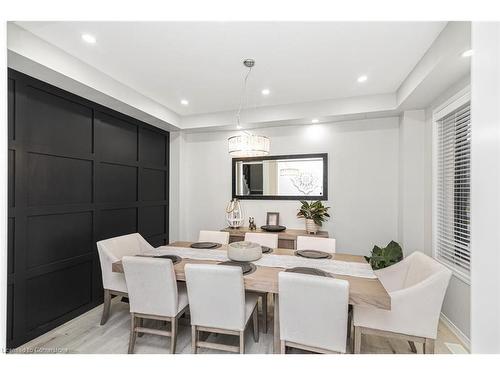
[154,254,182,264]
[285,267,333,278]
[190,242,222,249]
[295,250,332,259]
[218,261,257,275]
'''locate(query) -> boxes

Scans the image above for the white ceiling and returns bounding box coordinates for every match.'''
[15,21,447,116]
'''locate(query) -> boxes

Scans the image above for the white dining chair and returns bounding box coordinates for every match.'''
[243,232,279,333]
[122,256,188,354]
[279,272,349,354]
[353,251,452,354]
[296,236,336,253]
[198,230,230,245]
[97,233,156,325]
[244,232,278,249]
[184,263,259,354]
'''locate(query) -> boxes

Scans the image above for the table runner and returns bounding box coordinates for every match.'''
[151,246,377,279]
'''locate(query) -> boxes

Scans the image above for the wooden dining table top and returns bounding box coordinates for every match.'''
[112,241,391,310]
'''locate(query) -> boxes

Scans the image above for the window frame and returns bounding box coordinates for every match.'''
[432,86,471,284]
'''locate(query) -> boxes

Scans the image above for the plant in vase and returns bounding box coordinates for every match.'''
[297,200,330,234]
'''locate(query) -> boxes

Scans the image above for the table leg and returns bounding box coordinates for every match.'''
[273,293,280,354]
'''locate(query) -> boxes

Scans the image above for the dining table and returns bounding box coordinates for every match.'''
[112,240,391,353]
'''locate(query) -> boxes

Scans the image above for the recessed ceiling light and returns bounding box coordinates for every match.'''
[311,119,319,124]
[81,33,96,44]
[236,125,243,130]
[357,75,368,83]
[261,89,270,96]
[462,49,474,58]
[180,99,189,106]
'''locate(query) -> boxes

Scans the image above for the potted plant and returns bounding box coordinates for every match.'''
[297,200,330,234]
[364,240,403,270]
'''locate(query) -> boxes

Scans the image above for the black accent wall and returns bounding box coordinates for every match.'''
[7,69,170,348]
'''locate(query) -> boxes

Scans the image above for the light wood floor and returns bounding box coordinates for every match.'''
[15,297,468,354]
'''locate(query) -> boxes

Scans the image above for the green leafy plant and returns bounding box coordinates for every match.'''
[364,240,403,270]
[296,200,330,226]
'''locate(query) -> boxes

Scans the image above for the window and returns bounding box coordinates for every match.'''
[433,91,471,281]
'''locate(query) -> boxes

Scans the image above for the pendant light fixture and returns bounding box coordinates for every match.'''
[228,59,270,157]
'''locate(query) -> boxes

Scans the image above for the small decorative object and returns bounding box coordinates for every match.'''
[225,198,244,228]
[266,212,280,226]
[227,241,262,262]
[364,240,403,270]
[248,217,256,230]
[296,200,330,234]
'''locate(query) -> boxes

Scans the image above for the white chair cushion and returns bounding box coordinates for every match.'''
[279,272,349,353]
[198,230,230,245]
[185,264,257,331]
[354,251,452,339]
[97,233,155,293]
[296,236,336,253]
[122,256,184,317]
[244,232,278,248]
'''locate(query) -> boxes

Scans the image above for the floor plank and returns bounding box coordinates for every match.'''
[14,297,468,354]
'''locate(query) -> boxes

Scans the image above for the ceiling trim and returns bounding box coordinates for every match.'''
[7,22,181,131]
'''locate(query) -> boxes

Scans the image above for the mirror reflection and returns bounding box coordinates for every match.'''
[233,155,327,200]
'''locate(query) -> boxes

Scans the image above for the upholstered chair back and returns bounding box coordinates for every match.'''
[122,256,179,317]
[97,233,154,293]
[244,232,278,249]
[198,230,230,245]
[279,272,349,353]
[296,236,336,253]
[185,264,246,331]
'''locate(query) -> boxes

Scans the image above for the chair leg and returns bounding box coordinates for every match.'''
[128,313,137,354]
[408,340,417,353]
[280,340,286,354]
[100,289,112,325]
[239,331,245,354]
[261,293,268,333]
[354,326,362,354]
[137,318,144,337]
[252,307,259,343]
[423,338,435,354]
[170,317,178,354]
[191,325,198,354]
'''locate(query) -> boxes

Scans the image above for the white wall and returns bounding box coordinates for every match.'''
[398,110,426,256]
[175,118,400,256]
[470,22,500,354]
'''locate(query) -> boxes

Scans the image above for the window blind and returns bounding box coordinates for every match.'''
[436,102,471,276]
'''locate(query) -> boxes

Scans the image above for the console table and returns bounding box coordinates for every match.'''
[220,227,329,249]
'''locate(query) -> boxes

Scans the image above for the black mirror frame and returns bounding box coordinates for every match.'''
[231,153,328,201]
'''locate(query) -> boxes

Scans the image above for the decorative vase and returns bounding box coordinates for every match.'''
[305,219,320,234]
[225,199,244,228]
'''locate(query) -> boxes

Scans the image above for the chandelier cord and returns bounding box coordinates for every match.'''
[236,65,253,129]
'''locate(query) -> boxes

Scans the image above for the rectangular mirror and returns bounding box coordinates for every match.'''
[232,153,328,200]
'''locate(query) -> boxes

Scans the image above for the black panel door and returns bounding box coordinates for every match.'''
[7,69,170,348]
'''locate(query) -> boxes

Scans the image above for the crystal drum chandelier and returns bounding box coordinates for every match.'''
[227,59,270,157]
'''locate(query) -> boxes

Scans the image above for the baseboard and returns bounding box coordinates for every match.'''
[440,313,470,351]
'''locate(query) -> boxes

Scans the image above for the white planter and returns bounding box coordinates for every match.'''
[227,241,262,262]
[305,219,320,234]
